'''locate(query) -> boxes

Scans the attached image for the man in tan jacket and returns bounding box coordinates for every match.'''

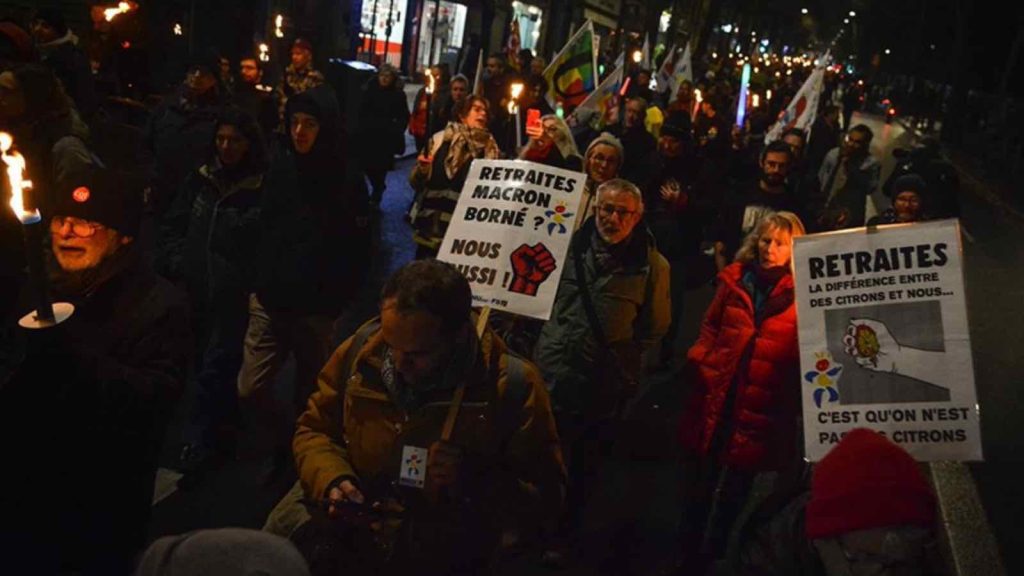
[266,260,564,573]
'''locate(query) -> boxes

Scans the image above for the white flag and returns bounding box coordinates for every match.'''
[657,43,692,96]
[764,67,825,144]
[641,35,651,69]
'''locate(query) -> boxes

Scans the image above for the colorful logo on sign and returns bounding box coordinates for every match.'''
[543,202,574,235]
[805,351,843,408]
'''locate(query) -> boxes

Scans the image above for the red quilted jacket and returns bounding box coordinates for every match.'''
[680,262,801,472]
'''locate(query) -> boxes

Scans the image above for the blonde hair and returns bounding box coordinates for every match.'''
[734,211,806,264]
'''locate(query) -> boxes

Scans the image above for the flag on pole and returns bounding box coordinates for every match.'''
[507,17,522,71]
[569,62,624,131]
[542,20,599,111]
[472,49,484,95]
[656,43,692,96]
[668,43,692,96]
[764,66,825,144]
[655,44,677,92]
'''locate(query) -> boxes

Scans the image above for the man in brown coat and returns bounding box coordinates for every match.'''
[265,260,565,574]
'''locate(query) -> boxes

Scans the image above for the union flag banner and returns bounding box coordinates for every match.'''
[764,66,824,144]
[542,20,598,111]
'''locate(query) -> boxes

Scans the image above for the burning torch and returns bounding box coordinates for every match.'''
[0,133,73,329]
[693,88,703,122]
[424,70,437,142]
[275,14,284,39]
[510,82,524,150]
[259,43,270,63]
[103,1,135,23]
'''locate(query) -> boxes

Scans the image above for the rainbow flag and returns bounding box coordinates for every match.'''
[542,20,598,111]
[570,63,623,131]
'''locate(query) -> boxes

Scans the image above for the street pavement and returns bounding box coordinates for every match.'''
[147,111,1021,574]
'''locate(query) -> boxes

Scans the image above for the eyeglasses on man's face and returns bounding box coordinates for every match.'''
[596,203,637,218]
[50,215,105,238]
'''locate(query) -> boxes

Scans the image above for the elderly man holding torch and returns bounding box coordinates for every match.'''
[0,166,190,574]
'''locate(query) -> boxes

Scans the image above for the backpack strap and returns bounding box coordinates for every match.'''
[340,318,382,382]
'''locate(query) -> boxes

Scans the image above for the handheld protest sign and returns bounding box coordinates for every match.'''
[437,159,586,321]
[793,219,983,462]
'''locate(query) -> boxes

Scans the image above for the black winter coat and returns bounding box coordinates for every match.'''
[161,163,264,311]
[0,247,190,572]
[255,86,371,317]
[357,79,410,171]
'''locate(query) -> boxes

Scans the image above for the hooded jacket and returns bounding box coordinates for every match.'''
[256,85,370,316]
[161,108,268,311]
[680,262,800,472]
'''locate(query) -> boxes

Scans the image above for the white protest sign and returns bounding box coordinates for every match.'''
[437,159,586,320]
[793,219,983,462]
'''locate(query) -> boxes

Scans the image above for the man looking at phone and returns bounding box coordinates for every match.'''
[263,260,565,573]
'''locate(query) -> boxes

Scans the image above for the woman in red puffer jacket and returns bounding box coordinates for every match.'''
[676,210,806,568]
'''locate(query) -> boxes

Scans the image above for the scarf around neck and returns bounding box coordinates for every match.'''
[443,122,500,179]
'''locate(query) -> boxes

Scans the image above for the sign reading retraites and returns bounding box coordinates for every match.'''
[437,159,586,321]
[793,219,983,461]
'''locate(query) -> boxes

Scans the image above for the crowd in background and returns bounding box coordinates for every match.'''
[0,7,954,576]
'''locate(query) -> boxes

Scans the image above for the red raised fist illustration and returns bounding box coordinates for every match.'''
[509,243,557,296]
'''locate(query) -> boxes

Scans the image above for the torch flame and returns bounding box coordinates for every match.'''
[426,72,435,95]
[173,23,183,36]
[0,132,39,224]
[275,14,284,38]
[104,1,133,22]
[259,43,270,62]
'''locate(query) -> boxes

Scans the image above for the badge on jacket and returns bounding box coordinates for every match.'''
[399,445,428,488]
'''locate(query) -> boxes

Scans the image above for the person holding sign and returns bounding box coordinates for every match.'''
[678,211,806,569]
[264,260,565,573]
[409,95,501,258]
[534,179,670,556]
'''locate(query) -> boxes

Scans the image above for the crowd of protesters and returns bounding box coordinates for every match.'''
[0,7,954,576]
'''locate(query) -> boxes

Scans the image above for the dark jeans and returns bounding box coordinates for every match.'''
[185,290,249,448]
[366,167,388,203]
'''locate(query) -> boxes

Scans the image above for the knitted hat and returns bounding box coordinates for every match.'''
[805,428,936,540]
[661,110,692,141]
[135,528,310,576]
[585,132,624,166]
[292,37,313,54]
[892,173,928,197]
[51,167,142,237]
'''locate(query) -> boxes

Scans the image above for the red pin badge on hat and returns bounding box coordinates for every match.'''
[72,186,90,203]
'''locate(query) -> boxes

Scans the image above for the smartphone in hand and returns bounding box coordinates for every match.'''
[526,108,542,131]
